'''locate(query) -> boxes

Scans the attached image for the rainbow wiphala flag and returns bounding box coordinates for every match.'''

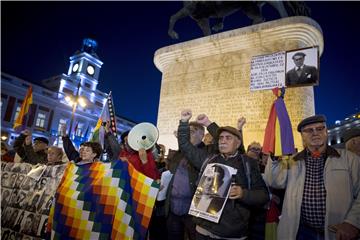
[47,160,159,240]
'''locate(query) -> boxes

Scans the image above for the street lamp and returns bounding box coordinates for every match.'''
[65,82,87,137]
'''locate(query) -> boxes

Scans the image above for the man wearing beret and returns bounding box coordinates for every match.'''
[265,114,360,240]
[178,109,269,239]
[286,52,318,87]
[344,127,360,156]
[13,129,48,164]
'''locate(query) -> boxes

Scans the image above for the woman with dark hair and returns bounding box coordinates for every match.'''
[77,142,102,165]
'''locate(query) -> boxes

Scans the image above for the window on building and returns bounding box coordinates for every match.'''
[13,106,21,121]
[35,113,46,128]
[63,88,73,95]
[75,123,84,137]
[85,82,91,88]
[58,119,67,134]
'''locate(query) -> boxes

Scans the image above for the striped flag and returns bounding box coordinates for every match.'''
[13,85,33,131]
[262,87,295,156]
[90,92,117,147]
[47,160,159,240]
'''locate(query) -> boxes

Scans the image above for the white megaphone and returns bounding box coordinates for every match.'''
[128,122,159,151]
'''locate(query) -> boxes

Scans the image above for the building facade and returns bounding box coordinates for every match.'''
[1,38,135,148]
[327,112,360,147]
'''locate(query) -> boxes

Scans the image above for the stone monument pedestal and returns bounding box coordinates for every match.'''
[154,16,323,152]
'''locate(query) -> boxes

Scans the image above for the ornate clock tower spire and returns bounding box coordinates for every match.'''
[68,38,103,92]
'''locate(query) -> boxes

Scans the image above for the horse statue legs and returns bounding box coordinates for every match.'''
[168,6,189,39]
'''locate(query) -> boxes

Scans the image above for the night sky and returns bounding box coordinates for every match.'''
[2,1,359,126]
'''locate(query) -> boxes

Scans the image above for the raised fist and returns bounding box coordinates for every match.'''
[196,114,212,127]
[104,120,111,133]
[181,109,192,122]
[21,129,31,136]
[237,117,246,130]
[60,124,67,137]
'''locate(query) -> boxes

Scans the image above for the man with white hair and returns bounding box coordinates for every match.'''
[265,114,360,240]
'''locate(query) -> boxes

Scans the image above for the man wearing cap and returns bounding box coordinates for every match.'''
[13,129,48,164]
[178,109,269,239]
[344,127,360,156]
[264,114,360,240]
[286,51,318,86]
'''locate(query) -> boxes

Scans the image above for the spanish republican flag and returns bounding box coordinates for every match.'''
[262,87,295,157]
[13,86,33,131]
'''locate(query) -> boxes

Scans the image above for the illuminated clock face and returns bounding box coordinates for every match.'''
[87,65,95,75]
[72,63,79,72]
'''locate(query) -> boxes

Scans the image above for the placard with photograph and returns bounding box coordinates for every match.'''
[250,46,319,90]
[0,162,66,240]
[188,163,237,223]
[285,46,319,87]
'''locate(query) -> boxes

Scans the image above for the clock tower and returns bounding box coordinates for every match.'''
[68,38,103,92]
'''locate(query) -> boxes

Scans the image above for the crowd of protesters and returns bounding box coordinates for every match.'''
[1,109,360,240]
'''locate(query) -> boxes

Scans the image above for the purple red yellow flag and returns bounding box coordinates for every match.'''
[263,88,295,156]
[47,160,159,240]
[13,85,33,131]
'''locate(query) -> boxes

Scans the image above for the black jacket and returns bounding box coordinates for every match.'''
[178,121,269,238]
[62,132,120,162]
[13,134,47,165]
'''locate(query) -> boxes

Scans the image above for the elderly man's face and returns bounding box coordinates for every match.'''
[190,126,204,146]
[218,131,241,155]
[293,55,305,67]
[301,122,328,149]
[345,136,360,156]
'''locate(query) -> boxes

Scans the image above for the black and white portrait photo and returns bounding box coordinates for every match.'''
[14,174,26,189]
[285,47,319,87]
[1,189,12,210]
[189,163,237,223]
[20,177,36,191]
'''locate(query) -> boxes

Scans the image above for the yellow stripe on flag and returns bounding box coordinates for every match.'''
[13,86,33,129]
[274,117,282,156]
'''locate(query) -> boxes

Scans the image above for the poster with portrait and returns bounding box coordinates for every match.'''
[188,163,237,223]
[250,46,319,90]
[1,162,66,240]
[285,46,319,87]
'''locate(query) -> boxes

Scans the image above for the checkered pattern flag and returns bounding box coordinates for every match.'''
[47,161,159,240]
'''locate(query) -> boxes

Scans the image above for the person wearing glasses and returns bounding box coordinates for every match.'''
[286,52,318,87]
[246,141,263,171]
[264,115,360,240]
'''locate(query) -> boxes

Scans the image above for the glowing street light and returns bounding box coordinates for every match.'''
[65,83,87,136]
